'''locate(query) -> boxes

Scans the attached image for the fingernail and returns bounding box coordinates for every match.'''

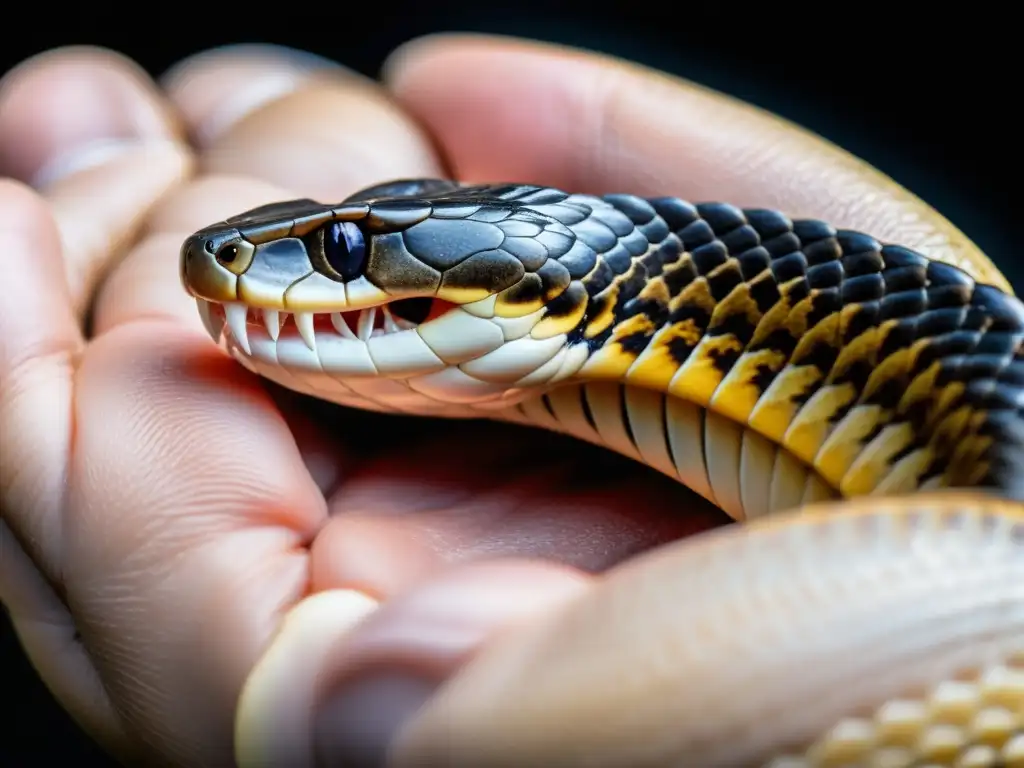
[307,563,587,767]
[0,52,175,187]
[32,138,149,188]
[197,43,341,71]
[314,672,438,767]
[196,71,310,145]
[161,45,343,146]
[234,564,586,768]
[235,589,380,768]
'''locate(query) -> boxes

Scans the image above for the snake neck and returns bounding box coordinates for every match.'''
[484,191,1024,516]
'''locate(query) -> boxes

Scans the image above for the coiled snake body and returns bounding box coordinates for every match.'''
[181,179,1023,767]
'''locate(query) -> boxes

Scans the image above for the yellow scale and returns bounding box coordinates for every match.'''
[569,244,985,508]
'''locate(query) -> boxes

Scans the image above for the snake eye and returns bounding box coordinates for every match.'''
[324,221,367,280]
[216,244,239,265]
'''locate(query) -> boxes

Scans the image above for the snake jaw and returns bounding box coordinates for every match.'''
[200,298,435,353]
[193,292,572,415]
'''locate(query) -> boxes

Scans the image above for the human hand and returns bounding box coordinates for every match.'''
[1,36,1020,768]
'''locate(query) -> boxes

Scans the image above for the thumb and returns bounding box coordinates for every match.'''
[391,494,1023,767]
[232,560,590,767]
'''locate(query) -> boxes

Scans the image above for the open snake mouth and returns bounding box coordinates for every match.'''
[199,296,460,357]
[193,288,576,414]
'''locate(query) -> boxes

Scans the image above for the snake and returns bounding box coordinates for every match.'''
[179,178,1023,767]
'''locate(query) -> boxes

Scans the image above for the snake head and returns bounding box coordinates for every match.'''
[179,180,595,414]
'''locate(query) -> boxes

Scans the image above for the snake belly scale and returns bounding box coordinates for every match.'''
[180,179,1023,767]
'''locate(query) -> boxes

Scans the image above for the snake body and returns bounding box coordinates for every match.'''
[180,179,1023,766]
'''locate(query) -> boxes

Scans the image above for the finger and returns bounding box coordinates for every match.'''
[63,323,329,763]
[390,496,1024,767]
[0,47,178,185]
[0,180,82,585]
[234,560,589,767]
[0,47,193,320]
[160,44,345,147]
[0,181,127,754]
[385,34,1010,292]
[161,46,442,200]
[0,520,127,756]
[0,180,328,764]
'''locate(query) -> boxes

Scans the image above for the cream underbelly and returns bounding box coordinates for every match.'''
[497,382,840,522]
[225,329,836,522]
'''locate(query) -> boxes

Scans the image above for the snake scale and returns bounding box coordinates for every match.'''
[180,179,1023,767]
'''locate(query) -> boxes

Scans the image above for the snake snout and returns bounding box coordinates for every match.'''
[180,230,245,303]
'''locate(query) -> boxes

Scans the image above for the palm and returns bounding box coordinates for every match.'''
[2,39,1017,768]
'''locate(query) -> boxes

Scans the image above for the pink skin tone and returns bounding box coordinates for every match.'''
[0,37,998,767]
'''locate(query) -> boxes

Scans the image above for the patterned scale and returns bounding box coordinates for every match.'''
[477,186,1024,521]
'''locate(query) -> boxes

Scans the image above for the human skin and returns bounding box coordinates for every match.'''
[0,36,1015,767]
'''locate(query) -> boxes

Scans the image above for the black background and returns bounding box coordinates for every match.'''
[1,6,1016,765]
